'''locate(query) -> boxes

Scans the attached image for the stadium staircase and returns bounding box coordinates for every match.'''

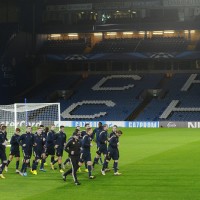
[126,74,172,120]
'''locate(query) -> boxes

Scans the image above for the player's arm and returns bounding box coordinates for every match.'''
[5,132,8,141]
[18,134,24,147]
[33,135,37,146]
[10,135,15,145]
[64,139,73,153]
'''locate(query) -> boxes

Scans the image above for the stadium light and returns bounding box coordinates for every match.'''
[94,33,103,36]
[164,30,175,34]
[139,31,145,34]
[184,30,195,33]
[107,32,117,36]
[68,33,78,37]
[50,34,61,38]
[123,32,133,35]
[153,31,163,35]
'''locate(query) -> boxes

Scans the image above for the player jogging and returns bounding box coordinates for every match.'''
[93,124,108,168]
[79,127,95,179]
[51,125,66,173]
[18,126,34,176]
[5,128,21,173]
[63,131,81,186]
[0,125,8,179]
[31,127,46,175]
[101,130,123,176]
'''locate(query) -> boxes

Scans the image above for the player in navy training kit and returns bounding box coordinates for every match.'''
[52,125,66,173]
[93,124,108,168]
[31,127,46,175]
[101,130,123,176]
[39,125,48,167]
[80,123,91,172]
[109,125,119,170]
[79,127,95,179]
[63,128,81,168]
[45,125,56,169]
[0,125,8,179]
[63,131,81,186]
[92,122,103,164]
[18,126,34,176]
[6,128,21,173]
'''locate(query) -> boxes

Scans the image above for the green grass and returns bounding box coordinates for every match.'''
[1,128,200,200]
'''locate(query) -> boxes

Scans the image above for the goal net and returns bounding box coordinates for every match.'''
[0,103,60,140]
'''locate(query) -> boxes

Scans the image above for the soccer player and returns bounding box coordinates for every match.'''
[63,128,81,168]
[63,131,81,186]
[80,123,91,172]
[79,127,95,179]
[0,125,7,179]
[109,125,119,170]
[6,128,21,173]
[40,125,48,167]
[45,125,56,170]
[51,125,66,173]
[93,124,108,168]
[101,130,123,176]
[18,126,34,176]
[31,127,46,175]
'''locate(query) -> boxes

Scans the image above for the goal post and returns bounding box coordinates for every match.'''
[0,103,61,140]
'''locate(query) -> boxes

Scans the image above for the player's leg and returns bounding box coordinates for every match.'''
[86,153,95,179]
[39,153,46,171]
[0,152,7,178]
[71,157,80,185]
[15,156,20,173]
[101,153,111,175]
[6,154,13,167]
[93,149,100,168]
[113,150,121,175]
[57,149,64,173]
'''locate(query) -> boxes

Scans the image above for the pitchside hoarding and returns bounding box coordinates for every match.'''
[159,121,200,128]
[59,121,200,128]
[59,121,160,128]
[2,121,199,128]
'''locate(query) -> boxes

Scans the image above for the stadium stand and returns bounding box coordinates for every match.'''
[92,37,189,53]
[39,39,87,54]
[22,73,200,121]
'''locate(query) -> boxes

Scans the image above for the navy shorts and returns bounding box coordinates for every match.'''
[80,151,91,163]
[56,148,63,157]
[97,144,107,155]
[108,149,119,160]
[10,150,20,157]
[46,146,55,156]
[33,150,42,159]
[22,149,32,159]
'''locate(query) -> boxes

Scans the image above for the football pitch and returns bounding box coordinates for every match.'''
[1,128,200,200]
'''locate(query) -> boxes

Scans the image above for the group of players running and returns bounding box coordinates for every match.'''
[0,122,122,185]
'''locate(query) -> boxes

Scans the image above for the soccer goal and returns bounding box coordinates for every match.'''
[0,103,61,140]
